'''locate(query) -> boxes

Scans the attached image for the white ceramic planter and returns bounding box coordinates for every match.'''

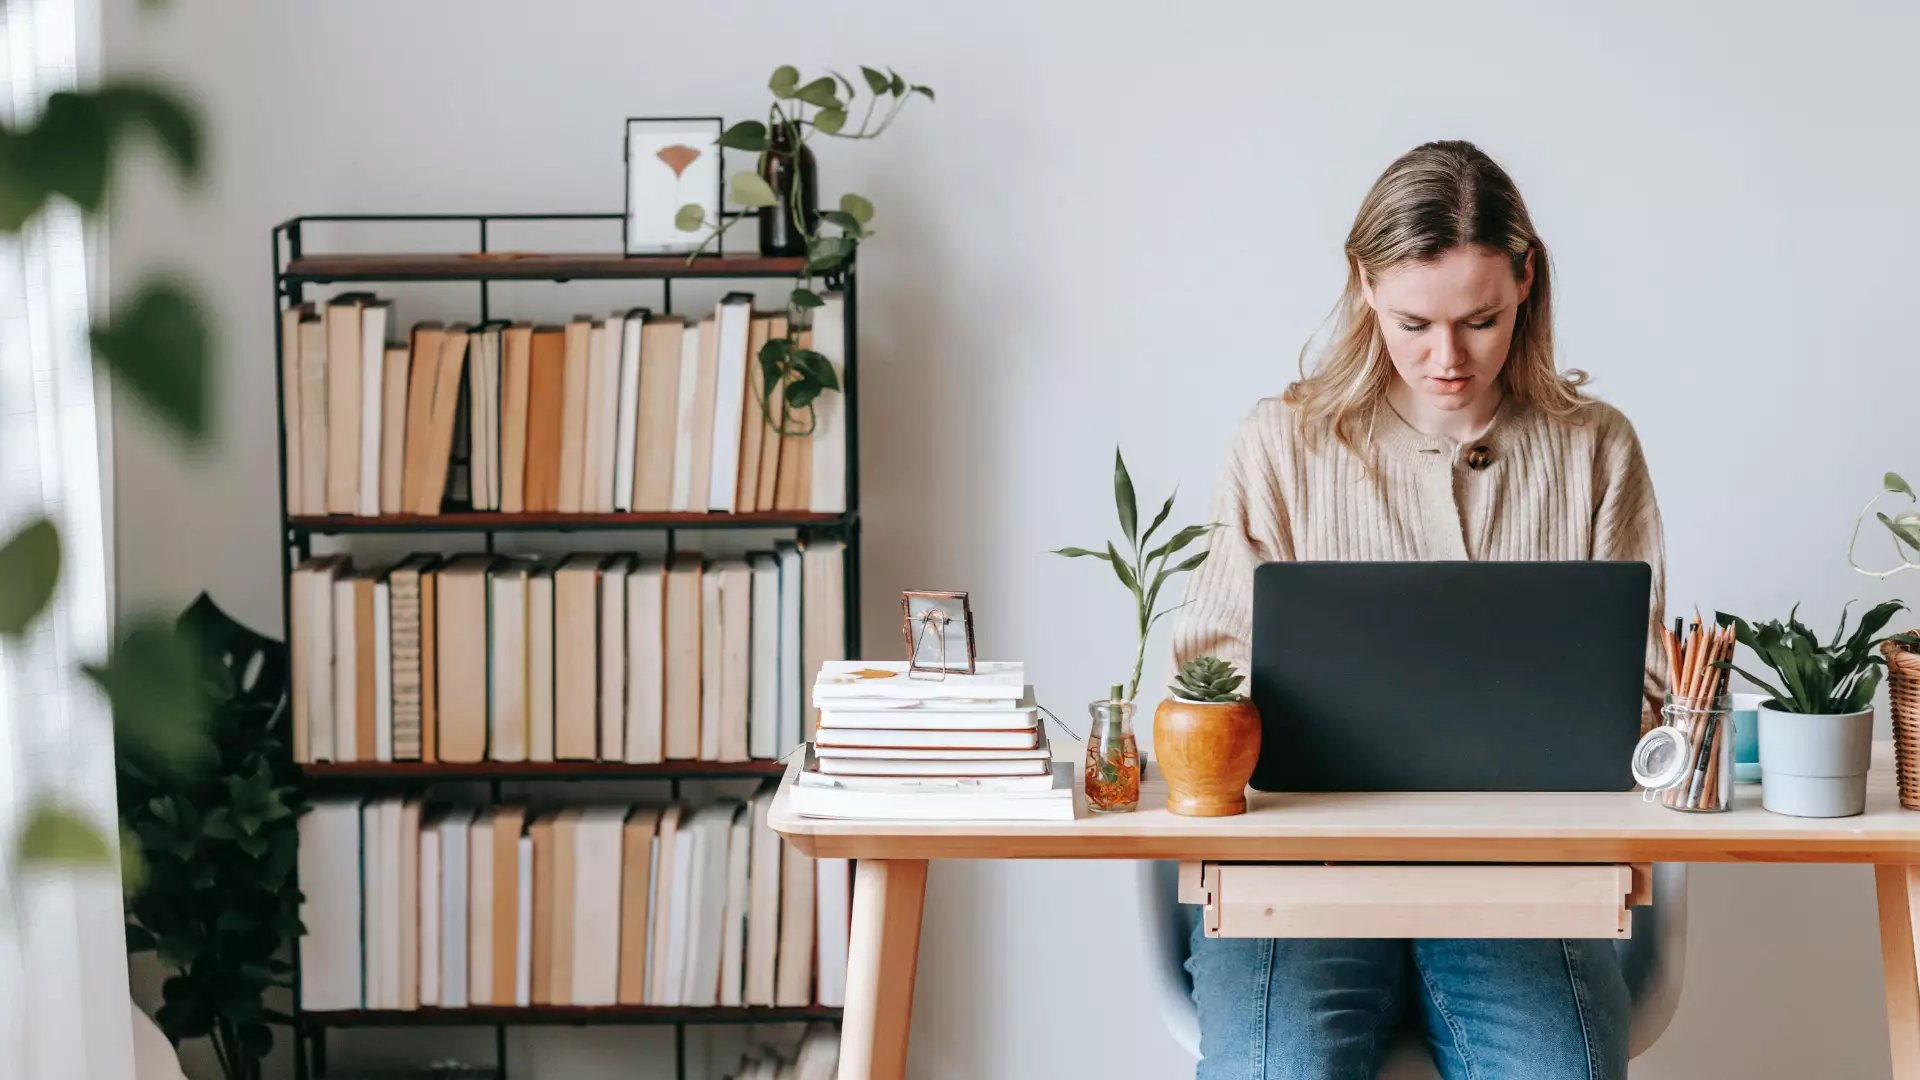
[1756,702,1874,818]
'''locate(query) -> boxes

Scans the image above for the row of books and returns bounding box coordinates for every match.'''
[725,1028,840,1080]
[290,543,847,764]
[792,661,1076,821]
[297,789,851,1012]
[279,291,847,517]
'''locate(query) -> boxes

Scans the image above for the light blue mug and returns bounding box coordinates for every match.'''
[1731,692,1765,783]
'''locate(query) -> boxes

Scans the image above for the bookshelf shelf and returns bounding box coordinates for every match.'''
[281,251,810,285]
[288,510,853,536]
[304,1005,843,1029]
[300,760,789,782]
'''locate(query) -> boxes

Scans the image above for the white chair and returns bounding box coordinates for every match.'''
[1137,860,1687,1076]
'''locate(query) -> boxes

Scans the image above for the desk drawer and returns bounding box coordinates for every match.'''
[1180,862,1648,940]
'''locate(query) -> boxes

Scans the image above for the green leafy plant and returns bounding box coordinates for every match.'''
[1170,655,1245,703]
[1053,448,1217,701]
[0,0,216,878]
[1716,600,1906,714]
[122,596,303,1080]
[1850,471,1920,650]
[678,64,932,435]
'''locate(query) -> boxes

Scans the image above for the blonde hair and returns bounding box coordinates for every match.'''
[1285,140,1589,457]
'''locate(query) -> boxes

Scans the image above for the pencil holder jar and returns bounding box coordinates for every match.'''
[1633,693,1734,813]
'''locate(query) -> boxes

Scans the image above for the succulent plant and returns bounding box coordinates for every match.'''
[1170,655,1245,703]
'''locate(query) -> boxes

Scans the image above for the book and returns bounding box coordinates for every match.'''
[557,317,592,513]
[815,756,1051,777]
[707,294,754,512]
[817,704,1039,729]
[812,660,1027,704]
[388,554,435,760]
[550,808,581,1004]
[792,758,1077,821]
[554,554,603,759]
[324,295,365,515]
[813,727,1041,750]
[776,542,804,759]
[571,806,627,1006]
[748,554,781,759]
[594,313,625,512]
[623,561,666,765]
[811,742,1052,761]
[528,812,558,1005]
[645,803,685,1004]
[719,802,752,1005]
[399,798,422,1009]
[354,574,377,763]
[580,321,609,513]
[743,786,781,1006]
[523,326,566,513]
[815,857,851,1007]
[617,807,661,1005]
[419,814,441,1007]
[280,302,312,515]
[466,325,501,511]
[380,343,409,515]
[681,800,739,1006]
[801,542,846,739]
[297,799,363,1010]
[699,566,725,761]
[612,309,647,512]
[361,802,383,1008]
[632,316,685,512]
[500,323,533,514]
[599,556,633,761]
[297,314,328,516]
[754,315,788,512]
[418,325,471,514]
[289,559,314,762]
[436,555,496,762]
[515,834,534,1006]
[489,562,530,762]
[467,811,493,1004]
[439,808,475,1009]
[735,316,772,511]
[663,555,703,761]
[808,293,848,514]
[490,805,526,1007]
[795,766,1060,794]
[772,328,813,511]
[528,566,555,763]
[373,578,393,761]
[795,1026,841,1080]
[399,323,444,515]
[420,565,439,763]
[668,319,703,512]
[773,835,815,1007]
[685,316,721,514]
[357,300,390,517]
[718,559,753,762]
[331,574,359,761]
[663,813,695,1005]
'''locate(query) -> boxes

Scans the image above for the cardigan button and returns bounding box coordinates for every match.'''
[1465,445,1493,470]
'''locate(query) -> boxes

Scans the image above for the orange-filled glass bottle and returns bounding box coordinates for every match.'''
[1085,685,1140,813]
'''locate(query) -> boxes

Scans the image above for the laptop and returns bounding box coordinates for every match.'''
[1249,561,1651,792]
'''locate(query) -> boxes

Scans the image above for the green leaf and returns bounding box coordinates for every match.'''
[91,278,211,440]
[18,805,113,867]
[120,824,146,895]
[820,209,865,236]
[126,924,157,953]
[96,85,202,181]
[784,380,822,411]
[792,348,839,391]
[1146,523,1215,567]
[805,235,851,271]
[1113,447,1139,550]
[716,120,768,152]
[1883,511,1920,554]
[813,107,847,136]
[861,66,892,95]
[769,65,801,98]
[1051,547,1113,561]
[911,85,936,102]
[86,617,213,779]
[889,70,907,96]
[829,70,857,100]
[794,77,842,109]
[759,337,792,399]
[1107,541,1141,598]
[674,204,707,232]
[789,288,824,310]
[839,192,875,224]
[1140,493,1176,547]
[0,517,60,638]
[1889,472,1914,498]
[728,172,777,208]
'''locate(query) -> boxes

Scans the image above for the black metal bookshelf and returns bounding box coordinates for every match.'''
[271,213,857,1080]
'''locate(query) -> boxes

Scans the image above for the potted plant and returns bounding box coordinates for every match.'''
[1720,600,1904,818]
[1053,448,1216,813]
[1155,656,1261,816]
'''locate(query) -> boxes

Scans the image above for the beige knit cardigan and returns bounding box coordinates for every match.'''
[1169,395,1668,727]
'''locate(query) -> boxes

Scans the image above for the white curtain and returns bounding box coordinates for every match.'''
[0,0,135,1078]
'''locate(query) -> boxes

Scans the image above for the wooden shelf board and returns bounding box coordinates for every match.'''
[288,510,847,534]
[281,252,808,282]
[301,760,789,781]
[301,1004,843,1027]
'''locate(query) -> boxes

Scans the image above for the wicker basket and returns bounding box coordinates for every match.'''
[1886,639,1920,810]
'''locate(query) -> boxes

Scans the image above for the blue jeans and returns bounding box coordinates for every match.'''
[1186,910,1629,1079]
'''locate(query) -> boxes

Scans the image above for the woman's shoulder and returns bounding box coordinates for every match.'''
[1528,394,1643,448]
[1230,395,1315,462]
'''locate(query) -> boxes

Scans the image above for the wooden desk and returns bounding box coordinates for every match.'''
[770,744,1920,1080]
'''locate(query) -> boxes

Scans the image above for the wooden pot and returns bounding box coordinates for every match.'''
[1153,696,1261,817]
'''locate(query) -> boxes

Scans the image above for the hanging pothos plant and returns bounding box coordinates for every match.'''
[676,64,933,436]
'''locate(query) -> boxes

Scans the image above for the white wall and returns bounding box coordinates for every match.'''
[104,1,1920,1077]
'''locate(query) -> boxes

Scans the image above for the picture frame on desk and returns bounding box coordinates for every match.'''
[902,590,976,676]
[623,117,724,257]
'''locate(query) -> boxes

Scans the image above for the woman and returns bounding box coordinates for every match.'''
[1170,140,1666,1079]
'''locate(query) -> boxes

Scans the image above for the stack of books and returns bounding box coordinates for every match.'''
[278,291,848,518]
[790,661,1076,821]
[297,788,853,1013]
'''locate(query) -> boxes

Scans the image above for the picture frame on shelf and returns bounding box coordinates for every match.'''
[623,117,723,257]
[902,590,976,676]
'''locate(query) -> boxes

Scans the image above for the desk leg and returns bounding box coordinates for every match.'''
[1877,865,1920,1078]
[838,859,928,1080]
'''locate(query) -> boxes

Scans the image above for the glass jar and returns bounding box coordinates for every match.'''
[758,123,818,257]
[1085,693,1140,813]
[1632,692,1734,812]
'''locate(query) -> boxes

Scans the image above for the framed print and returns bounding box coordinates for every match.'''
[902,590,977,676]
[624,117,722,256]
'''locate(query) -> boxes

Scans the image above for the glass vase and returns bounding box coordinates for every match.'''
[1085,697,1140,813]
[758,123,818,257]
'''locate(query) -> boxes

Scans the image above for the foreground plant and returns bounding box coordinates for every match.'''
[1170,655,1246,703]
[1717,600,1906,714]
